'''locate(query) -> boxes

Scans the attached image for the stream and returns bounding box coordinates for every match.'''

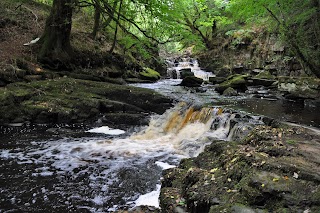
[1,58,319,212]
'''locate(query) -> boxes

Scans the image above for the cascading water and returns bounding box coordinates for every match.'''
[0,102,262,212]
[166,57,215,81]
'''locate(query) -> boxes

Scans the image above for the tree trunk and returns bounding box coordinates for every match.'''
[91,0,101,39]
[38,0,74,69]
[109,0,122,53]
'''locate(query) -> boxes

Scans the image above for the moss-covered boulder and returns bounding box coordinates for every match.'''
[160,125,320,212]
[278,77,320,99]
[139,67,161,82]
[0,78,172,124]
[215,74,248,94]
[247,71,277,87]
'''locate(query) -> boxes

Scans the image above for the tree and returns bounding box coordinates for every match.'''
[38,0,74,69]
[228,0,320,77]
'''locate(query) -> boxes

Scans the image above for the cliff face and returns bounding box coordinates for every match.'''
[197,29,305,78]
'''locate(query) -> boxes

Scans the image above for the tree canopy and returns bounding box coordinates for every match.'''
[37,0,320,76]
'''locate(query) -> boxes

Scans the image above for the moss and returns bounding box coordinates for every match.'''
[139,67,161,81]
[215,74,248,93]
[0,77,172,124]
[255,71,275,79]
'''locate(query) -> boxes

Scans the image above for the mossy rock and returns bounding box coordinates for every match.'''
[159,126,320,212]
[223,87,238,96]
[180,76,203,87]
[139,67,161,82]
[278,77,320,99]
[0,78,172,124]
[255,71,275,79]
[215,74,248,93]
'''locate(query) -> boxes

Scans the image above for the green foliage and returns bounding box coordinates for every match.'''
[227,0,320,76]
[35,0,53,5]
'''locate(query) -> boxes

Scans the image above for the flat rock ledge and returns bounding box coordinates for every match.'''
[0,77,172,125]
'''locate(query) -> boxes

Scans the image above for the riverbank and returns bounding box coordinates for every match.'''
[0,77,172,126]
[160,123,320,212]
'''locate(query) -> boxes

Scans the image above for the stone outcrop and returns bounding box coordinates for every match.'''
[160,124,320,212]
[0,78,172,125]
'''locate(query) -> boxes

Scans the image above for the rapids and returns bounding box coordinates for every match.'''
[0,102,261,212]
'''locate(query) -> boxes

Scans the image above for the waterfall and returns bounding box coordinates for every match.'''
[166,57,215,81]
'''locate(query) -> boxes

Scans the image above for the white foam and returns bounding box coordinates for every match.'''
[134,184,161,208]
[86,126,125,135]
[155,161,176,170]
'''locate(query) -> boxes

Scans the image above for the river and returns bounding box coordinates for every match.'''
[0,59,319,212]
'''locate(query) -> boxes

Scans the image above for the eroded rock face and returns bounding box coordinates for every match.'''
[0,78,172,124]
[160,125,320,212]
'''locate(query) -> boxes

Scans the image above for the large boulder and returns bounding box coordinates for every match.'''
[223,87,238,96]
[180,76,203,87]
[180,68,194,79]
[139,67,161,82]
[215,74,248,94]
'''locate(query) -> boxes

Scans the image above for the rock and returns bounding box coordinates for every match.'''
[247,78,277,87]
[139,67,161,82]
[215,74,248,94]
[0,78,172,124]
[180,68,194,79]
[125,78,154,83]
[232,65,246,74]
[215,67,232,77]
[180,76,203,87]
[255,71,275,79]
[208,76,226,84]
[160,125,320,212]
[278,77,320,100]
[223,87,238,96]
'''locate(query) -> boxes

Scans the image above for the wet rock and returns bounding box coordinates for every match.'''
[215,74,248,94]
[223,87,238,96]
[180,68,194,79]
[180,76,203,87]
[160,125,320,212]
[208,76,226,84]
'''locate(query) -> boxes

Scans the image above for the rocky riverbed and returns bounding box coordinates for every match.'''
[160,124,320,212]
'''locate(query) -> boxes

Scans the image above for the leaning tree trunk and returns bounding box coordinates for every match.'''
[38,0,74,69]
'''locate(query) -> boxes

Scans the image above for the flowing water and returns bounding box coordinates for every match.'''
[1,58,319,212]
[0,103,261,212]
